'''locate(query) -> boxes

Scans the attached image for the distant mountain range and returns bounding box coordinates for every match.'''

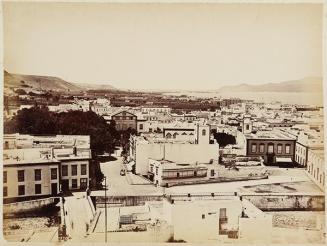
[4,70,322,94]
[4,70,117,92]
[217,77,322,93]
[74,83,116,91]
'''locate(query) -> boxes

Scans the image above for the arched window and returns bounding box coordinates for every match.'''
[267,143,274,153]
[202,129,206,136]
[285,144,291,154]
[173,132,179,139]
[166,133,172,139]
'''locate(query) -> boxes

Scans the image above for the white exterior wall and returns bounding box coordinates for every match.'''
[3,163,59,199]
[242,118,253,134]
[135,143,219,175]
[239,199,272,243]
[295,143,307,166]
[168,200,242,242]
[306,150,325,191]
[197,125,210,144]
[239,217,272,242]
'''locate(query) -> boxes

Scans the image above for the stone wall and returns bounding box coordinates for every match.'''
[3,197,57,217]
[241,194,325,211]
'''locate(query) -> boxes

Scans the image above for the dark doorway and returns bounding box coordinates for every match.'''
[266,153,275,166]
[61,180,69,191]
[51,183,58,196]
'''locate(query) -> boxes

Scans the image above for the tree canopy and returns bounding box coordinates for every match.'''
[212,132,236,148]
[4,106,119,157]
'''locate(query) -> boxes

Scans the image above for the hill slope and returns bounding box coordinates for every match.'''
[74,82,116,90]
[4,71,117,92]
[217,77,322,93]
[4,70,82,92]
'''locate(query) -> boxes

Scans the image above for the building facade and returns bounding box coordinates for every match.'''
[3,149,60,203]
[111,111,137,131]
[246,132,296,166]
[306,148,325,191]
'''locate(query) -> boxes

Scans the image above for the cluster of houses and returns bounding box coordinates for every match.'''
[3,98,325,204]
[103,194,272,243]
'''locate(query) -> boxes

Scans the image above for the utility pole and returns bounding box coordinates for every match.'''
[104,176,107,243]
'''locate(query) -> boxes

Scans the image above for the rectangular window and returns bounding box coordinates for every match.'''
[277,145,282,154]
[35,184,42,194]
[62,166,68,176]
[72,179,78,189]
[80,178,88,189]
[17,170,25,182]
[72,165,77,176]
[51,168,58,180]
[3,171,7,183]
[268,144,274,153]
[139,124,143,130]
[259,144,264,153]
[285,145,291,154]
[251,144,257,153]
[3,186,8,197]
[34,169,42,181]
[81,164,87,175]
[155,167,158,175]
[18,185,25,196]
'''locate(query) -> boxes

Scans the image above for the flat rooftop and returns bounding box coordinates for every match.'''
[4,158,60,166]
[135,135,195,144]
[245,130,297,140]
[150,159,208,170]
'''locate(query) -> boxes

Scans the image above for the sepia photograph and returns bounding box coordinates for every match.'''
[1,0,326,244]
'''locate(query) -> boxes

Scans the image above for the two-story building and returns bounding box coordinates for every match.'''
[3,148,60,203]
[245,130,296,166]
[111,110,138,131]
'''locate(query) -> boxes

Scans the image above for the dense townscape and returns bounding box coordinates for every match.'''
[2,2,324,244]
[3,83,325,243]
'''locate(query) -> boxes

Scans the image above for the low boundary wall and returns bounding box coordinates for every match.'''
[240,193,325,211]
[3,197,58,217]
[94,193,325,211]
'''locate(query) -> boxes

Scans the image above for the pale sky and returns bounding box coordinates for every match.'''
[3,2,323,90]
